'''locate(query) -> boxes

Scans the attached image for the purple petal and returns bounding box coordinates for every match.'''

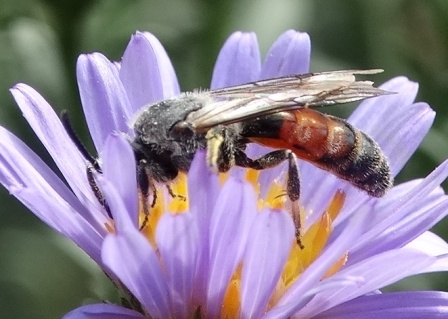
[211,32,261,89]
[63,303,145,319]
[373,178,430,210]
[296,162,345,226]
[299,77,434,223]
[405,231,448,257]
[349,77,431,176]
[352,199,448,263]
[256,159,289,200]
[349,160,448,264]
[120,31,180,113]
[0,128,107,258]
[263,279,360,319]
[102,134,138,227]
[9,84,101,213]
[102,230,171,318]
[244,34,309,170]
[297,249,434,317]
[349,76,418,128]
[368,101,433,177]
[155,212,200,318]
[188,150,221,231]
[77,53,132,152]
[0,126,90,224]
[205,177,258,318]
[336,175,442,234]
[240,208,294,318]
[271,210,369,318]
[405,232,448,273]
[187,150,220,303]
[95,174,135,232]
[9,189,103,264]
[260,30,311,79]
[313,291,448,319]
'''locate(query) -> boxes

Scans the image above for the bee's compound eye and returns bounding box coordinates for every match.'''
[173,121,189,130]
[170,121,195,137]
[171,120,192,132]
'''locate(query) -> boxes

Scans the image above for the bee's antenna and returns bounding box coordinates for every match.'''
[60,110,112,218]
[60,110,101,172]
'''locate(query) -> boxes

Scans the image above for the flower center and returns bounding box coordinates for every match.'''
[138,172,189,245]
[221,170,348,316]
[136,169,347,318]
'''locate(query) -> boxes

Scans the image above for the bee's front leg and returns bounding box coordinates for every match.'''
[205,125,238,173]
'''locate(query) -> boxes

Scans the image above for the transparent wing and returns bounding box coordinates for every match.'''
[186,69,391,130]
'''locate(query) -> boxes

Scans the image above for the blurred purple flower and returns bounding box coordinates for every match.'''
[2,30,448,319]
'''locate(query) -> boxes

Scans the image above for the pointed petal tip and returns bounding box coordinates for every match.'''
[211,31,261,89]
[379,75,419,97]
[76,50,132,151]
[280,29,311,43]
[10,82,26,92]
[120,30,180,107]
[10,82,38,96]
[261,29,311,78]
[77,52,108,66]
[228,30,257,39]
[62,301,146,319]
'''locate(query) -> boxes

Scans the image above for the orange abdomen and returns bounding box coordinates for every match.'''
[242,109,392,197]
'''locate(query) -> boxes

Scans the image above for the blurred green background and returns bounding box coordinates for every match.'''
[1,0,448,317]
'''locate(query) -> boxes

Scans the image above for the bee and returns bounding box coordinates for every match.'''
[63,69,393,243]
[131,70,392,206]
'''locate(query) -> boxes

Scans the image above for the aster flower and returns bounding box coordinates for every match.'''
[2,29,448,319]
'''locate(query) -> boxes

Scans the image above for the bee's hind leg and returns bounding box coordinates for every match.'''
[234,149,304,248]
[205,126,304,247]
